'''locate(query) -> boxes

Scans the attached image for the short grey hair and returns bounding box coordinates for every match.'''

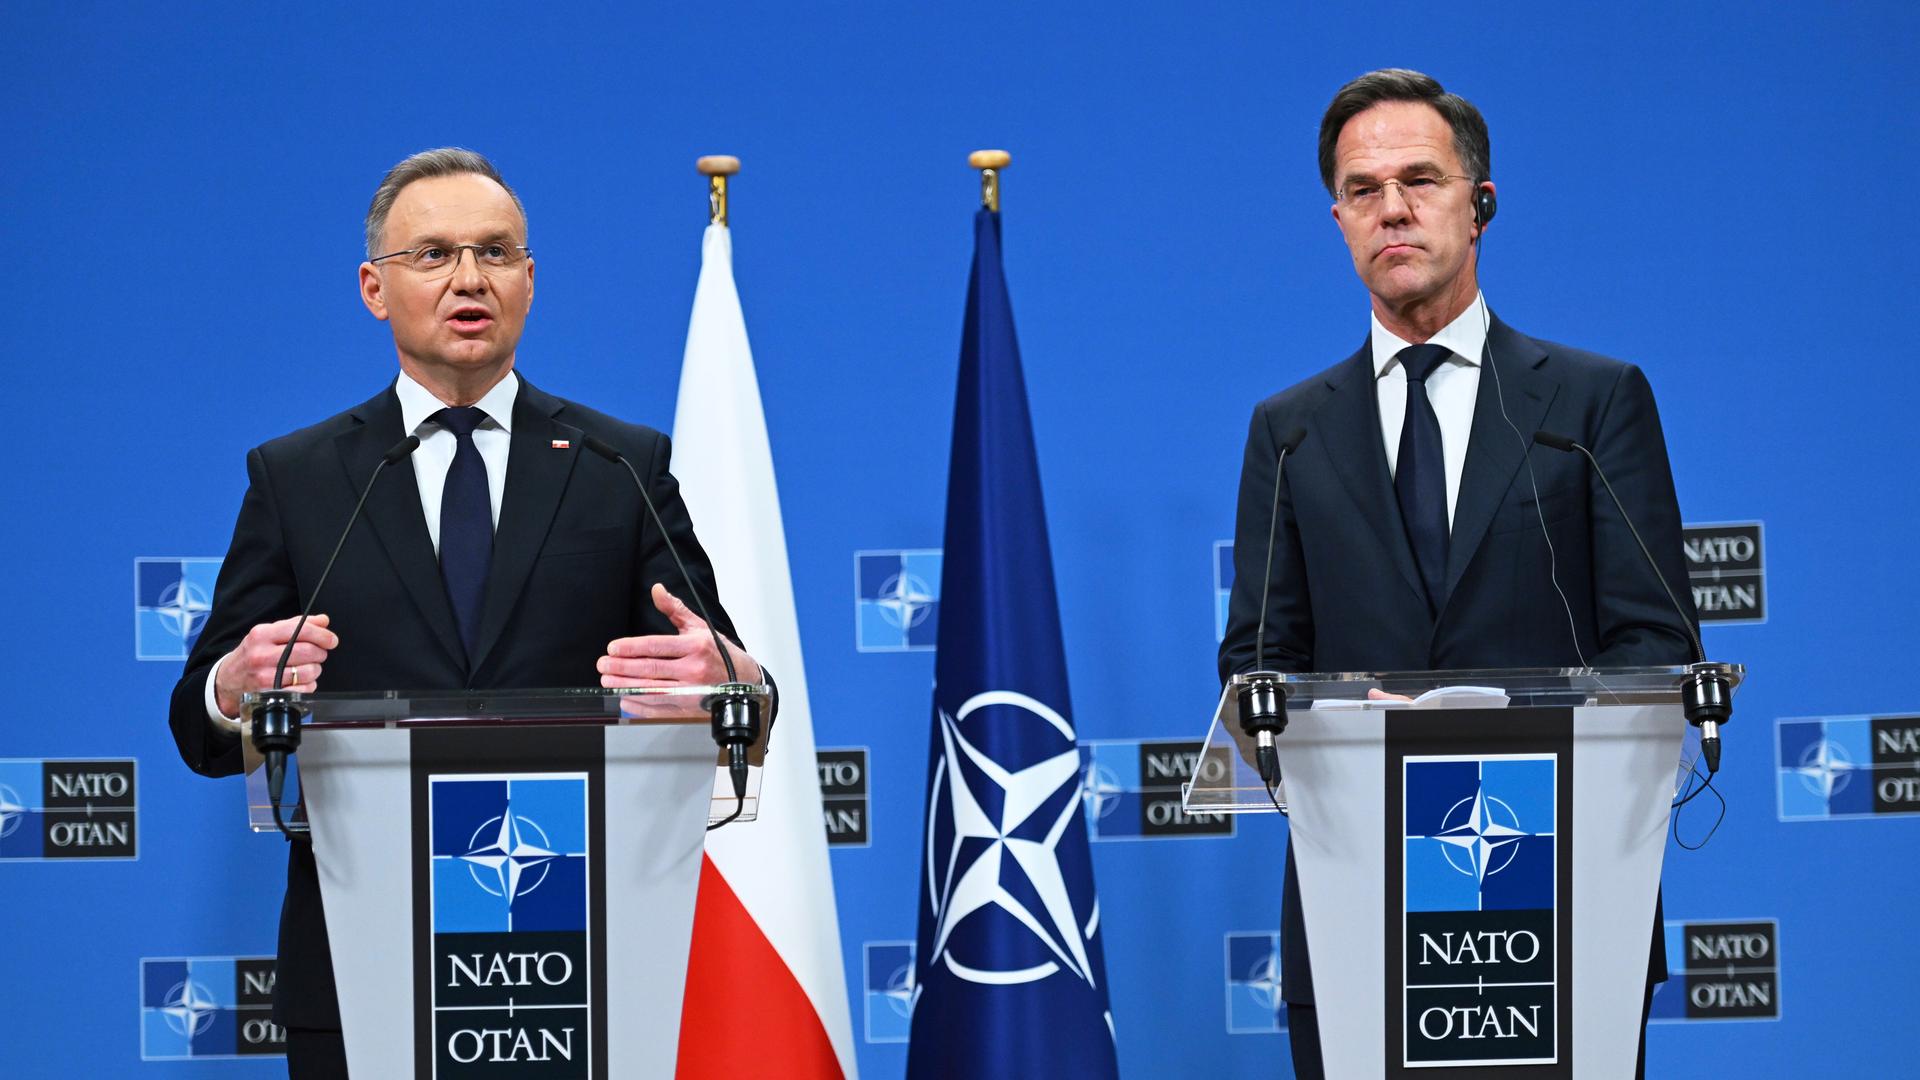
[1318,69,1491,196]
[364,147,528,259]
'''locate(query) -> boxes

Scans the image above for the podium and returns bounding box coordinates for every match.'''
[1184,666,1741,1079]
[240,685,770,1078]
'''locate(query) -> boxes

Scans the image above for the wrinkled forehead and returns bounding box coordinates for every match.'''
[384,173,527,247]
[1333,101,1463,182]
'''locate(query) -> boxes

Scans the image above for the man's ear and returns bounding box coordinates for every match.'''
[359,262,389,321]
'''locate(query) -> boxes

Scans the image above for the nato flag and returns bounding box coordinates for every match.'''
[907,207,1119,1077]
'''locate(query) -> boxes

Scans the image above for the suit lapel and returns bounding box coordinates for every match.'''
[335,386,467,672]
[1317,343,1428,608]
[1440,317,1557,607]
[467,379,583,677]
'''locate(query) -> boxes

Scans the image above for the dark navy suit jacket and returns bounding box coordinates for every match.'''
[1218,315,1696,1005]
[166,376,742,1030]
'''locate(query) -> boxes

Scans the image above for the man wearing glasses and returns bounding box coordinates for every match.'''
[166,148,763,1077]
[1218,71,1695,1078]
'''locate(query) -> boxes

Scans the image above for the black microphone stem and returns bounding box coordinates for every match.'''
[253,434,420,839]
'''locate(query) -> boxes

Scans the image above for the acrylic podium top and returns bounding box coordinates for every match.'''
[240,684,772,728]
[1235,665,1743,709]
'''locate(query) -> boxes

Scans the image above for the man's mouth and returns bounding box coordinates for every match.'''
[447,307,493,331]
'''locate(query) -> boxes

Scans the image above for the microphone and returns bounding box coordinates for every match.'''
[1530,430,1734,772]
[1238,427,1308,789]
[580,435,761,822]
[252,434,420,837]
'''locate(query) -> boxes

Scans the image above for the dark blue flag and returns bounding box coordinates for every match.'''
[907,208,1119,1078]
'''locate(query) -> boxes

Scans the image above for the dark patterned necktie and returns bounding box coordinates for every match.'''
[434,406,492,660]
[1394,343,1453,614]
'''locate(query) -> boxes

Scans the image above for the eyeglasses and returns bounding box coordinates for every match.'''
[1335,174,1474,213]
[369,241,531,277]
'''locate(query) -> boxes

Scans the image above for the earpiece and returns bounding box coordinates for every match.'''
[1473,183,1497,228]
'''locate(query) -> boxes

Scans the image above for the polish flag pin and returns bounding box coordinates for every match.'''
[552,439,572,449]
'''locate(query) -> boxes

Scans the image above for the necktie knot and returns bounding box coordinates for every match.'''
[1398,343,1452,384]
[434,406,489,439]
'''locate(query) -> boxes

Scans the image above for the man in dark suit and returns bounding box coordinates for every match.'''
[167,148,764,1077]
[1218,71,1695,1079]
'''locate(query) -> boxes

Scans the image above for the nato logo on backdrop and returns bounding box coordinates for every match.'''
[0,758,137,860]
[140,956,282,1059]
[1777,715,1920,819]
[1682,522,1765,624]
[818,747,871,847]
[1649,920,1780,1021]
[1082,738,1234,840]
[1401,756,1558,1067]
[1223,931,1287,1034]
[428,774,591,1074]
[1213,540,1233,642]
[854,549,941,652]
[135,557,221,660]
[862,941,915,1044]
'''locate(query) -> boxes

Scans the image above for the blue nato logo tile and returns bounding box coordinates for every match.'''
[0,759,44,859]
[862,941,915,1043]
[139,956,280,1059]
[1404,758,1555,913]
[1213,540,1234,642]
[430,776,588,934]
[1776,717,1873,820]
[135,557,221,660]
[1223,931,1287,1034]
[855,550,941,652]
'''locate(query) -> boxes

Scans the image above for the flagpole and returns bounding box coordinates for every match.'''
[968,149,1010,211]
[697,154,740,226]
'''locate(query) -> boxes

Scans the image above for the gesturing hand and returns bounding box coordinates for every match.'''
[597,584,762,689]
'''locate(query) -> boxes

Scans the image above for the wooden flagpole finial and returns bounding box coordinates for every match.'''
[696,155,741,225]
[968,149,1010,211]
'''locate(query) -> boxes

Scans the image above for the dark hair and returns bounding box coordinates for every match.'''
[1317,69,1491,195]
[364,147,527,259]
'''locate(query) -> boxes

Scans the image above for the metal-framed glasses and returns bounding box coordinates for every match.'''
[369,241,531,277]
[1335,173,1474,212]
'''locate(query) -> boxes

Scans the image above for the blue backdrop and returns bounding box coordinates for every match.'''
[3,2,1916,1076]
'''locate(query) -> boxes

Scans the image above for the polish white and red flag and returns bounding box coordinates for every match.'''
[670,219,857,1080]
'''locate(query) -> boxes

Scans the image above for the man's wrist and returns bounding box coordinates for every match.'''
[204,653,245,731]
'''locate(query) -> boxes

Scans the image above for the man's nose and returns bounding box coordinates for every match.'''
[449,247,487,293]
[1378,180,1414,222]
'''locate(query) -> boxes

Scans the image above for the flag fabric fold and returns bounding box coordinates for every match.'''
[907,208,1120,1078]
[671,223,857,1080]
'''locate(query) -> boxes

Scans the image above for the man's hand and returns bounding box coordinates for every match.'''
[599,584,762,689]
[1367,688,1415,703]
[214,614,338,717]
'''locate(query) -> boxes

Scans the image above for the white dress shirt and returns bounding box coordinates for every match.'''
[1370,292,1488,529]
[206,371,520,725]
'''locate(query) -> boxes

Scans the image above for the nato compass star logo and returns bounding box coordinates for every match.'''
[924,691,1100,989]
[1081,760,1124,823]
[875,571,936,633]
[1793,739,1855,799]
[1433,788,1532,884]
[155,579,212,642]
[460,804,559,903]
[0,784,24,840]
[160,979,220,1038]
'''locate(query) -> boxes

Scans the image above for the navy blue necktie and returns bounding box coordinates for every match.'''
[1394,343,1453,615]
[434,406,492,660]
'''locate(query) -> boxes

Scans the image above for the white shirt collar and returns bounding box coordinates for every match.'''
[395,369,519,434]
[1370,292,1489,378]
